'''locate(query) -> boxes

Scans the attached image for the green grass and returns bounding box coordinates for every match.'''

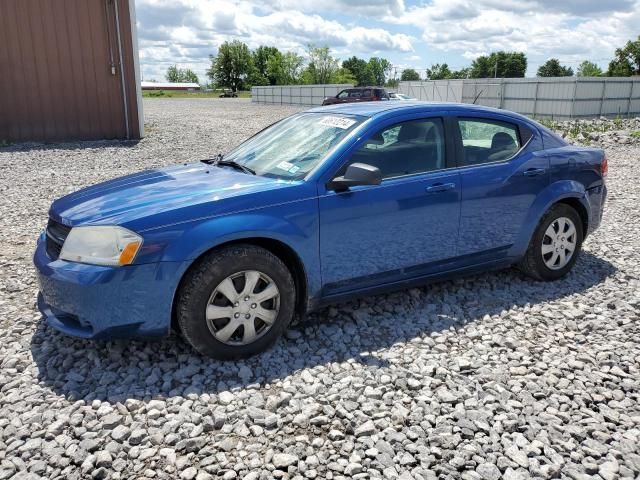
[631,131,640,139]
[0,139,12,148]
[142,90,251,99]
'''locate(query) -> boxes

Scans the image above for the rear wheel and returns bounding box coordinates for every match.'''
[177,245,295,359]
[519,204,583,281]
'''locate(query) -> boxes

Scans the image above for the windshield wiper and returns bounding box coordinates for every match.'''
[201,154,256,175]
[201,153,224,165]
[215,160,256,175]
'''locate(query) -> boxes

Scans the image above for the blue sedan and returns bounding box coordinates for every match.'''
[34,102,607,359]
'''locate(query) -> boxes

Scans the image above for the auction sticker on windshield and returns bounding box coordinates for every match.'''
[319,116,357,129]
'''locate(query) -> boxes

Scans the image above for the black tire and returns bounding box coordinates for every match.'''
[176,245,295,360]
[518,203,583,281]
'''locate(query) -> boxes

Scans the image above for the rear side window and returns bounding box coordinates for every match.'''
[362,89,372,98]
[457,118,521,166]
[348,90,362,98]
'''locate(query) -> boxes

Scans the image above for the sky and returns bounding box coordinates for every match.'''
[134,0,640,83]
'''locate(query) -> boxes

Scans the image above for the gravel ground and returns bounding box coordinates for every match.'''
[0,99,639,480]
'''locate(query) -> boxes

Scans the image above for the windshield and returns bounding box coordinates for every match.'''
[222,112,365,179]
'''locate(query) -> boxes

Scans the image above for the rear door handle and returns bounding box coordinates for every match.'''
[523,168,546,177]
[426,182,456,193]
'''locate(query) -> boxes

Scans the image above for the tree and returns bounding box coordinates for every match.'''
[252,46,281,85]
[165,65,181,83]
[450,67,470,79]
[400,68,421,81]
[165,65,199,84]
[426,63,452,80]
[279,52,305,84]
[368,57,392,86]
[207,40,252,91]
[342,56,375,86]
[577,61,603,77]
[470,51,527,78]
[303,46,339,84]
[537,58,573,77]
[332,68,357,84]
[607,36,640,76]
[181,69,199,83]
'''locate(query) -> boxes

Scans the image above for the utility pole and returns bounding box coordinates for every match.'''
[494,61,498,78]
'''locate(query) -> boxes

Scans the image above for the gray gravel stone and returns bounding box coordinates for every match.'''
[354,420,376,437]
[476,463,501,480]
[272,453,298,469]
[110,425,130,442]
[180,467,198,480]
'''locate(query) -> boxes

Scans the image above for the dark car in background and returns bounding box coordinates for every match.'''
[322,87,389,106]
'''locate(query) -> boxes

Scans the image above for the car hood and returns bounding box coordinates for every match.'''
[50,162,303,229]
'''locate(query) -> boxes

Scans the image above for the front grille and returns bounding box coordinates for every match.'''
[46,219,71,260]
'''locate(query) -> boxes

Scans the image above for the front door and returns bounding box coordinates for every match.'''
[318,116,461,294]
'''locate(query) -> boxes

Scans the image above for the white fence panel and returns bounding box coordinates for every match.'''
[251,84,353,106]
[399,77,640,119]
[398,80,463,102]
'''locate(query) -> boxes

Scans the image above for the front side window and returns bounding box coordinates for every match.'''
[337,90,349,98]
[457,118,521,166]
[223,113,364,179]
[341,118,446,180]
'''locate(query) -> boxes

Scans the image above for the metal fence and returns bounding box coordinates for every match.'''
[251,84,353,106]
[399,80,464,103]
[399,77,640,119]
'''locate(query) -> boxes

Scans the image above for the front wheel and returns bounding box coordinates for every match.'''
[519,204,583,281]
[176,245,296,359]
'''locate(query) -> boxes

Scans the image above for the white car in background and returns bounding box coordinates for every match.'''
[389,92,416,100]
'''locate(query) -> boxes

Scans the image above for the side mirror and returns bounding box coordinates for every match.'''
[328,163,382,191]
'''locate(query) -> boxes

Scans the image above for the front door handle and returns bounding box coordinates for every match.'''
[523,168,546,177]
[426,182,456,193]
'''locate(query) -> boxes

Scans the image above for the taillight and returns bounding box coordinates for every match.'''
[601,155,608,177]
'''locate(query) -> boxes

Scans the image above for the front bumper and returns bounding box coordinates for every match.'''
[34,233,188,339]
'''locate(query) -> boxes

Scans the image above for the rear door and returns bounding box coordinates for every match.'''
[453,115,549,260]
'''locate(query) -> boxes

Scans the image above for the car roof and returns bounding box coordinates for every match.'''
[308,101,533,124]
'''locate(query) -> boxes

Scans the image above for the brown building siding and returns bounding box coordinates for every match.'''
[0,0,142,143]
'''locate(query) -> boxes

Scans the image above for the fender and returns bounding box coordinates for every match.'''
[140,200,322,299]
[510,180,590,257]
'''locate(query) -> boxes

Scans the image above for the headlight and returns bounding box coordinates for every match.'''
[59,226,142,266]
